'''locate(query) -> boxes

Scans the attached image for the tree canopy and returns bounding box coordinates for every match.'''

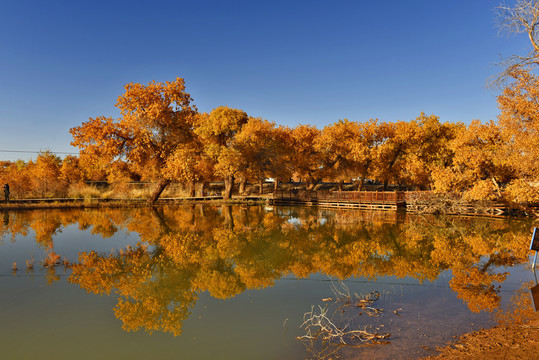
[70,77,198,202]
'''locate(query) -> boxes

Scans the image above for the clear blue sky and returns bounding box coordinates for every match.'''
[0,0,531,161]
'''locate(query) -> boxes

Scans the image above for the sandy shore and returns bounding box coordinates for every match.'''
[422,313,539,359]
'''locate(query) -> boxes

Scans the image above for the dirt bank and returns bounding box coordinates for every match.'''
[422,313,539,359]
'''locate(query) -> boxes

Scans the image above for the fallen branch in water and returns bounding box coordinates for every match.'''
[329,281,384,316]
[298,305,390,345]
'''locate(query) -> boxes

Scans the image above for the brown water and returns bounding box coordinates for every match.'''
[0,205,536,359]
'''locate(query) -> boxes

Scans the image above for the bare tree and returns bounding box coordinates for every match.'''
[493,0,539,85]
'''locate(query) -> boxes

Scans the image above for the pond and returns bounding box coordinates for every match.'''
[0,205,536,359]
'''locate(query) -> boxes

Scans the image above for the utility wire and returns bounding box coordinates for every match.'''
[0,273,526,294]
[0,149,79,155]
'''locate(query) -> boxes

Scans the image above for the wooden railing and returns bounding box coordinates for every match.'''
[273,189,320,202]
[273,190,406,205]
[329,191,405,204]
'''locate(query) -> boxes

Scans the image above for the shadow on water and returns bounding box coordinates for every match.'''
[0,205,537,359]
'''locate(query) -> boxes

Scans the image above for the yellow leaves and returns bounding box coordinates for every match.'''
[290,125,323,184]
[116,77,195,121]
[70,77,199,201]
[462,179,500,201]
[194,106,248,145]
[62,71,537,203]
[497,69,539,181]
[233,117,292,181]
[162,146,202,183]
[432,119,515,198]
[214,147,244,178]
[504,179,539,204]
[449,266,506,313]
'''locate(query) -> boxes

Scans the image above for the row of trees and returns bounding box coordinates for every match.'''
[68,80,460,200]
[0,152,76,199]
[1,1,538,203]
[64,67,537,204]
[63,0,539,203]
[0,69,537,204]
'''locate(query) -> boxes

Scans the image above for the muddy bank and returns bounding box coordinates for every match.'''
[422,314,539,359]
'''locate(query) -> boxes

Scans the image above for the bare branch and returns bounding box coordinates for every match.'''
[488,51,539,87]
[492,1,539,86]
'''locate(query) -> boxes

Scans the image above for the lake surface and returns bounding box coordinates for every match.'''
[0,205,536,359]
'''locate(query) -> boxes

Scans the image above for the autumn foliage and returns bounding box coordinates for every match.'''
[0,71,538,205]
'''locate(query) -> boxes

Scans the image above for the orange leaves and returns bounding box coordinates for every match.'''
[429,69,539,200]
[70,77,199,202]
[316,119,362,182]
[70,116,127,158]
[431,119,515,198]
[289,124,323,185]
[234,117,292,182]
[194,106,248,144]
[59,155,84,183]
[162,145,202,183]
[497,69,539,181]
[63,73,536,203]
[504,179,539,204]
[116,77,196,122]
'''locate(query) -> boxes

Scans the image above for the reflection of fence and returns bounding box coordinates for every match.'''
[330,191,406,204]
[273,189,320,203]
[273,190,406,210]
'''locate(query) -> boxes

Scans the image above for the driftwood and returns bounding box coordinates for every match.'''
[297,282,392,359]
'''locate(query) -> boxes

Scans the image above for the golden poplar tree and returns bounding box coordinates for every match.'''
[70,77,198,203]
[193,106,249,199]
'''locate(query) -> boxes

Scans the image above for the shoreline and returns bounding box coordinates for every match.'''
[421,314,539,359]
[0,197,269,211]
[0,196,536,219]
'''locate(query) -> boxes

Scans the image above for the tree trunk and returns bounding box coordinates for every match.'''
[188,180,196,197]
[189,204,196,225]
[491,177,502,198]
[224,175,235,199]
[239,177,246,195]
[148,179,171,204]
[201,181,208,197]
[149,206,172,233]
[273,179,279,192]
[259,178,264,195]
[358,163,371,191]
[358,174,366,191]
[222,204,234,229]
[338,180,344,191]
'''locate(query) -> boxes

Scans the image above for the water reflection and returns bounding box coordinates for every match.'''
[0,206,535,341]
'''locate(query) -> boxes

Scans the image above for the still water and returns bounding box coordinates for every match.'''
[0,205,536,359]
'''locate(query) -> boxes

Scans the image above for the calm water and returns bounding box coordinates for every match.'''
[0,205,536,360]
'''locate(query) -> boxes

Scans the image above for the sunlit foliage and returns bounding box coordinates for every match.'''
[70,77,198,202]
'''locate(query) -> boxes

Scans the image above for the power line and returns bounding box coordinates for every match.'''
[0,149,79,155]
[0,273,525,293]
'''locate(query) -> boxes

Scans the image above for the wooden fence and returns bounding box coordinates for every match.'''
[272,190,406,210]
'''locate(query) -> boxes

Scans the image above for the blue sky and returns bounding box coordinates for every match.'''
[0,0,531,161]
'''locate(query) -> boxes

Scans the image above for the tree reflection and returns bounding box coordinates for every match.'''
[0,206,533,335]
